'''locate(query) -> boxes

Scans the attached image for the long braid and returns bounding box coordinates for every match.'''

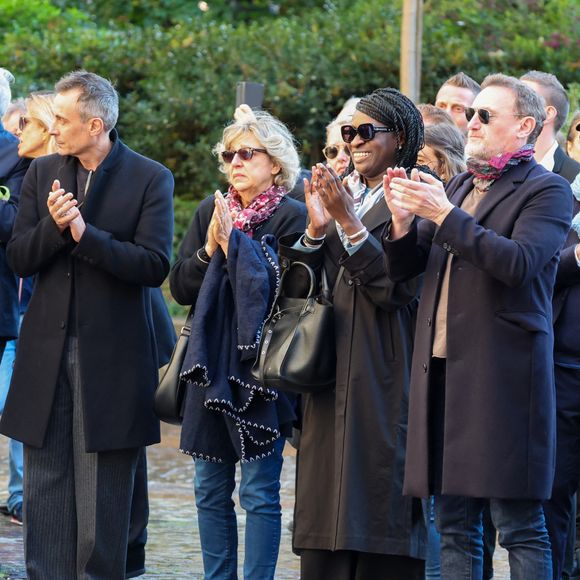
[356,88,425,171]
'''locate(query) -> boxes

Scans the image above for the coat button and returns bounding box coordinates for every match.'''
[67,272,71,278]
[422,363,428,372]
[60,321,66,329]
[427,317,432,326]
[347,279,353,286]
[442,242,448,250]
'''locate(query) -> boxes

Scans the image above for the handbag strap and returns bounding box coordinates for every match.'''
[179,305,195,338]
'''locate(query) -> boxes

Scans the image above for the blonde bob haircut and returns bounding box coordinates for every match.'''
[214,105,300,191]
[25,92,58,155]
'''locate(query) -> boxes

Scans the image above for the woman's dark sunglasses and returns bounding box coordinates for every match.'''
[323,144,351,160]
[341,123,395,143]
[221,147,268,164]
[18,116,30,132]
[465,107,527,125]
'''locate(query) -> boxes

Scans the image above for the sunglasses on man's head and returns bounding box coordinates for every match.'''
[323,144,351,160]
[221,147,268,164]
[18,116,30,132]
[341,123,395,143]
[465,107,527,125]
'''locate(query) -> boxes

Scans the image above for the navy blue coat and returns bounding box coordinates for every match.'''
[383,160,573,499]
[1,131,174,452]
[0,126,30,340]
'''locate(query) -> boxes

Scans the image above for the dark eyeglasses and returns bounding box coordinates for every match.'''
[221,147,268,164]
[341,123,395,143]
[18,116,30,132]
[323,144,351,160]
[465,107,527,125]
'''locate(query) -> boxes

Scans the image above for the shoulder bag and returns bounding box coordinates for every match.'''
[251,261,335,394]
[153,306,193,425]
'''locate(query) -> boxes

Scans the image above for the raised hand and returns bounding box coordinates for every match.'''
[47,179,80,233]
[389,170,453,225]
[313,164,364,239]
[213,190,233,256]
[383,167,416,239]
[304,168,331,238]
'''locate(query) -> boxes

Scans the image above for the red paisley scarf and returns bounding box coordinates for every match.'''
[226,184,286,238]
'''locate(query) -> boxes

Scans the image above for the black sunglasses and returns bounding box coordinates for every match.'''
[341,123,395,143]
[221,147,268,164]
[323,144,351,160]
[465,107,527,125]
[18,116,30,132]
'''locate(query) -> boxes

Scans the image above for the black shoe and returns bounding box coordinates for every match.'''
[0,504,10,517]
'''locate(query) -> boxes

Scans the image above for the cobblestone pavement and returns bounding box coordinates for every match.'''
[0,425,510,579]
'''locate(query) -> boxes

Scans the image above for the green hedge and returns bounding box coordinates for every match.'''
[2,0,578,203]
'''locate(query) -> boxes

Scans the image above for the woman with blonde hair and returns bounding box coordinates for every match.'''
[16,92,57,158]
[170,104,306,580]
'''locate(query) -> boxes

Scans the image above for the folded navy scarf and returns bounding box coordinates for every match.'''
[179,229,293,462]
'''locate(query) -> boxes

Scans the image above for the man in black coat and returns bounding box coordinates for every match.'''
[383,74,572,579]
[1,71,174,578]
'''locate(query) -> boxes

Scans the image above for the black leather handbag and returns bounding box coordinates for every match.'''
[153,307,193,425]
[251,261,335,394]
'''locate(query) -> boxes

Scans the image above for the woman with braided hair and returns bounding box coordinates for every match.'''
[278,88,428,579]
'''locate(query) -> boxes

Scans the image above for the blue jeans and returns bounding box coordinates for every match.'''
[0,338,24,512]
[194,437,284,580]
[435,495,552,580]
[425,497,441,579]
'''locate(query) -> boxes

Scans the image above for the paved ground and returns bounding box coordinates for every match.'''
[0,424,510,579]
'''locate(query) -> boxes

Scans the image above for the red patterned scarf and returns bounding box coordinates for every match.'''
[466,144,535,180]
[226,184,286,238]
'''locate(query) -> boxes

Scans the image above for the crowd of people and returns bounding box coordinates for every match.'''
[0,63,579,580]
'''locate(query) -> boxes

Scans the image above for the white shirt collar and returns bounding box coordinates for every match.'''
[539,140,559,172]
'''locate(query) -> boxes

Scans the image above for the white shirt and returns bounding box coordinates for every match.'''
[539,140,559,172]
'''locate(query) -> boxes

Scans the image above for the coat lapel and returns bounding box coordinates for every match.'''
[474,160,536,224]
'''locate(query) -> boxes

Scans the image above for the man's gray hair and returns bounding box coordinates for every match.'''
[55,70,119,132]
[0,68,15,118]
[481,73,546,145]
[520,70,569,133]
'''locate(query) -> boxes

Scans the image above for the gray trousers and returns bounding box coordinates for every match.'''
[23,336,139,580]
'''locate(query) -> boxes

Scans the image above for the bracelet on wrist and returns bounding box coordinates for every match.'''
[197,247,211,264]
[346,226,367,241]
[305,229,326,242]
[303,233,325,248]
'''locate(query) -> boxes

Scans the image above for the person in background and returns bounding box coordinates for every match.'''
[435,72,481,135]
[521,70,580,580]
[1,98,26,137]
[0,68,30,526]
[322,97,360,177]
[417,123,466,184]
[170,104,306,580]
[417,104,455,128]
[0,91,54,527]
[566,112,580,164]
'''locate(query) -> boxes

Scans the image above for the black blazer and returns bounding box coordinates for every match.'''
[1,131,174,452]
[553,146,580,184]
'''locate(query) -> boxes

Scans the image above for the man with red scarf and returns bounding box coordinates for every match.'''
[382,74,573,579]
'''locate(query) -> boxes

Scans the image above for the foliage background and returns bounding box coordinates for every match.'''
[1,0,578,312]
